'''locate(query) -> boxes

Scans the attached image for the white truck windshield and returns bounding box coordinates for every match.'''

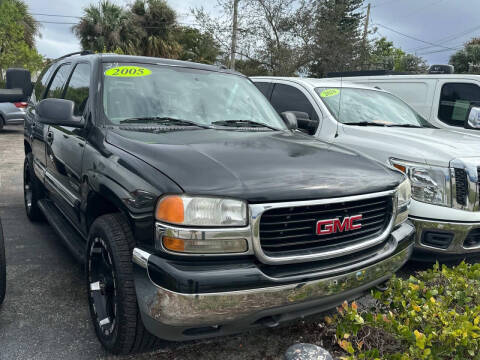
[316,87,434,128]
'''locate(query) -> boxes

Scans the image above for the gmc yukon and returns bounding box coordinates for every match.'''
[23,53,414,354]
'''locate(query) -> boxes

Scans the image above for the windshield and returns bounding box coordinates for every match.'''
[315,87,434,128]
[102,63,286,130]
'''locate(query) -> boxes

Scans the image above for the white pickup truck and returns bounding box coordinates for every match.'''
[253,76,480,261]
[327,74,480,133]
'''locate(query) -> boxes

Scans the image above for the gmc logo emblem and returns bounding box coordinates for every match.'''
[316,215,362,235]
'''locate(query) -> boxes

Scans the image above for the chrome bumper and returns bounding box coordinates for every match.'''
[411,216,480,255]
[133,224,413,333]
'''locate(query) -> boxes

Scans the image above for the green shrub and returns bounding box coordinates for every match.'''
[331,262,480,360]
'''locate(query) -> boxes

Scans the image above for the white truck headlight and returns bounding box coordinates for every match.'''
[390,159,450,207]
[155,195,248,226]
[395,178,411,226]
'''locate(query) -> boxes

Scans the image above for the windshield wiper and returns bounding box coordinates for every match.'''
[343,121,389,127]
[212,120,278,131]
[387,124,423,128]
[119,117,210,128]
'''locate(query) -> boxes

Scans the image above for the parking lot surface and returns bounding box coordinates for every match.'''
[0,124,419,360]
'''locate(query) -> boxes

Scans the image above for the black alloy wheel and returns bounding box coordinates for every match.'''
[23,154,43,221]
[88,237,118,338]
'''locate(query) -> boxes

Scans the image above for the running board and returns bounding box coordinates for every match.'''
[38,199,86,264]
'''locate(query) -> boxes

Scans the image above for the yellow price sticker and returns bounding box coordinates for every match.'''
[320,88,340,98]
[105,66,152,77]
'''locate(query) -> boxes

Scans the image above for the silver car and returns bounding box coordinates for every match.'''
[0,100,27,130]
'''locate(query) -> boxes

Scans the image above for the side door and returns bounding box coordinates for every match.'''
[26,64,55,182]
[269,82,321,135]
[431,80,480,130]
[45,62,91,233]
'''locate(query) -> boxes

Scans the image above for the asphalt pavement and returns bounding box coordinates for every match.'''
[0,124,418,360]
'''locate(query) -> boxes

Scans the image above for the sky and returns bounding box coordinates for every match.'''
[24,0,480,66]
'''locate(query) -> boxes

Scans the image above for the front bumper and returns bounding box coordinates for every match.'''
[133,222,414,341]
[411,216,480,258]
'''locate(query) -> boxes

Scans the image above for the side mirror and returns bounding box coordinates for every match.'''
[466,106,480,129]
[37,98,84,128]
[289,111,319,135]
[281,111,298,131]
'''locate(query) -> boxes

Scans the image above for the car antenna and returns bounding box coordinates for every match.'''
[334,76,342,138]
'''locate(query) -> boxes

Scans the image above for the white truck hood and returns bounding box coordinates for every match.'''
[340,126,480,167]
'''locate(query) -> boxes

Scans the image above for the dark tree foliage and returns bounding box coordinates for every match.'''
[308,0,365,77]
[450,37,480,74]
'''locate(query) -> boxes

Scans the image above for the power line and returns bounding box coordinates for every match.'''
[374,23,459,51]
[31,12,81,19]
[36,20,77,25]
[408,24,480,53]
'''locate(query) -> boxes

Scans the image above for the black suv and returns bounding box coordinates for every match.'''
[23,52,414,354]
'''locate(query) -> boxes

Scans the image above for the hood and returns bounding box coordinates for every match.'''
[342,126,480,167]
[106,128,403,202]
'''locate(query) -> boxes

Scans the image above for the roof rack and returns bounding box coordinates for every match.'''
[55,50,94,62]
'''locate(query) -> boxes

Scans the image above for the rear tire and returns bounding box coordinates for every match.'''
[0,219,6,305]
[23,153,44,222]
[86,213,163,354]
[0,117,4,131]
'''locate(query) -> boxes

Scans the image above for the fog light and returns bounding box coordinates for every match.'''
[162,236,248,254]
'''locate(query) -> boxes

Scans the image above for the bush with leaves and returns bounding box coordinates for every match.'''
[329,262,480,359]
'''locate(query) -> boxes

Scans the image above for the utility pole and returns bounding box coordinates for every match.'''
[362,2,371,70]
[230,0,239,70]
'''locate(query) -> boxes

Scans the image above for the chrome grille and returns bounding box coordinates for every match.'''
[454,168,468,206]
[259,196,392,256]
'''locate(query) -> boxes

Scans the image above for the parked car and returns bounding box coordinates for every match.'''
[326,73,480,133]
[252,76,480,261]
[0,218,5,305]
[0,68,31,130]
[24,52,414,354]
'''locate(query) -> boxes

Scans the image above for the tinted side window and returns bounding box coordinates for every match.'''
[270,84,318,120]
[438,83,480,127]
[32,64,54,103]
[64,63,91,116]
[254,82,273,99]
[46,64,71,99]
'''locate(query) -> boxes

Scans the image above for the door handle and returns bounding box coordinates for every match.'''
[47,131,54,144]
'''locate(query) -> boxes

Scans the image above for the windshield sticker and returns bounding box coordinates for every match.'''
[320,88,340,98]
[105,66,152,77]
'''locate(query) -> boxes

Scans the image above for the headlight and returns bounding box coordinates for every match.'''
[155,195,247,226]
[395,178,411,226]
[155,195,249,254]
[390,159,450,207]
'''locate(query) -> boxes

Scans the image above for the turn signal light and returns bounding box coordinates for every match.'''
[162,236,185,252]
[393,164,406,173]
[156,196,184,223]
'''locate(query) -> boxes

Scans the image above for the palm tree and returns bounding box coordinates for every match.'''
[127,0,182,58]
[0,0,40,48]
[73,0,131,53]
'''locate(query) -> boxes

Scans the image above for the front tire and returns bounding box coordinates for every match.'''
[86,214,163,354]
[23,154,44,221]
